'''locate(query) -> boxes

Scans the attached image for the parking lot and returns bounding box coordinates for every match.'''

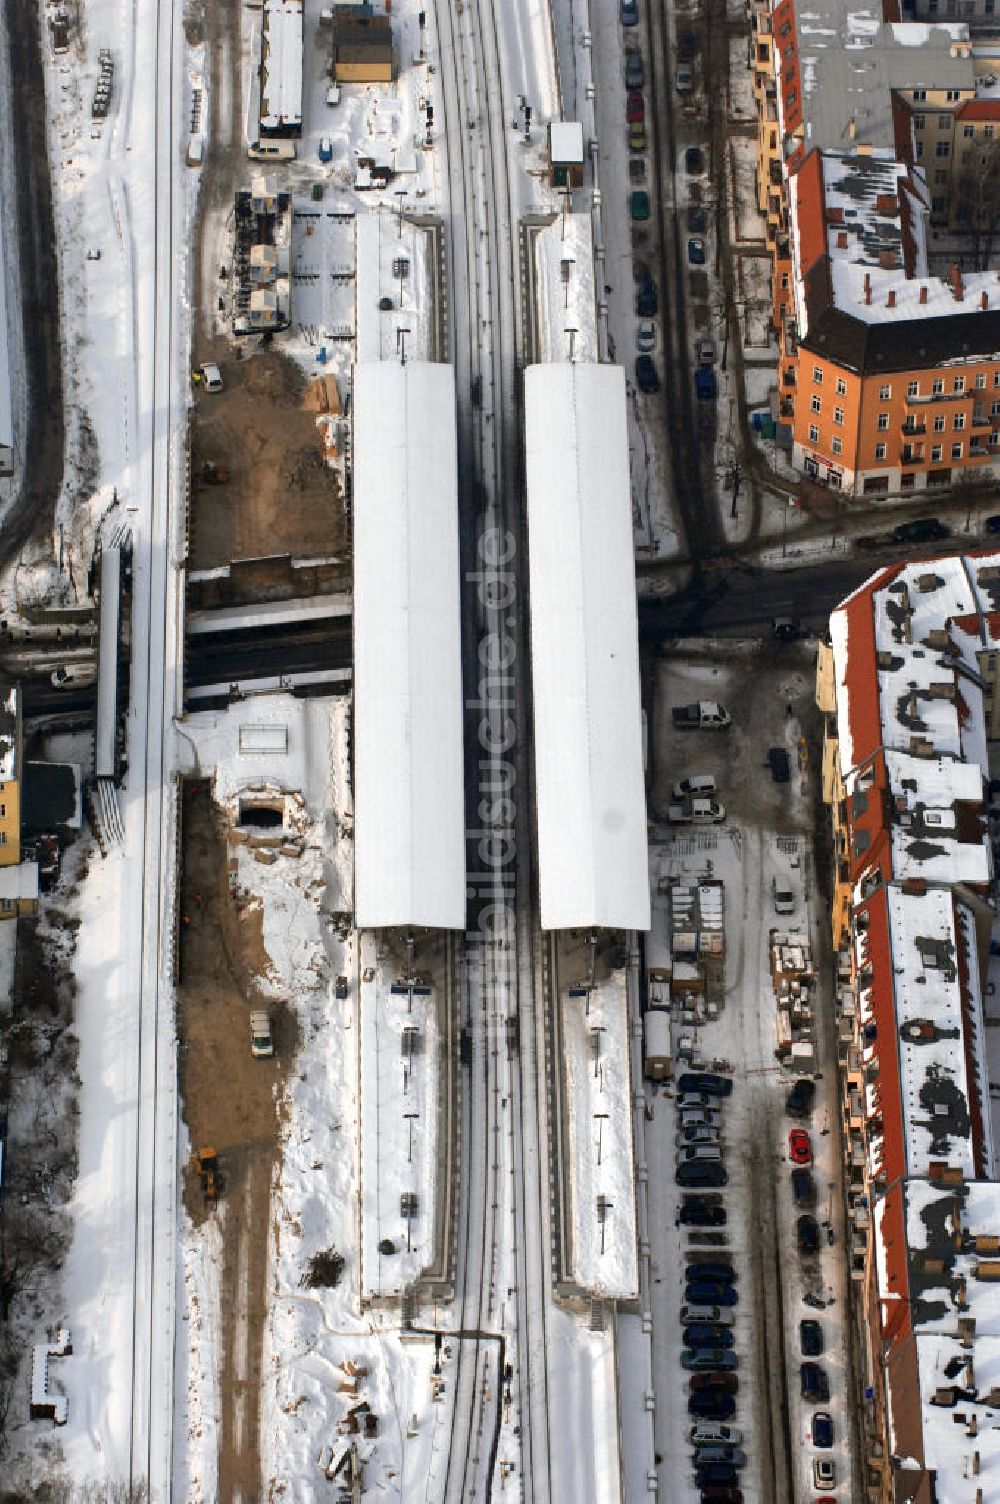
[644,639,857,1503]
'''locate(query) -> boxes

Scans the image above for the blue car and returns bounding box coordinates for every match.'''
[688,237,706,265]
[689,1391,736,1419]
[677,1072,732,1097]
[686,1281,738,1307]
[812,1410,834,1448]
[695,367,717,401]
[681,1348,738,1371]
[687,1261,736,1284]
[620,0,639,23]
[683,1325,734,1349]
[318,136,333,163]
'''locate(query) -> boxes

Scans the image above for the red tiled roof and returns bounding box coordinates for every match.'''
[955,100,1000,122]
[836,565,905,771]
[859,886,907,1188]
[793,149,826,277]
[878,1180,912,1353]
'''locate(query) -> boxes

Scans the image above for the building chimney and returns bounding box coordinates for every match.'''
[983,290,989,311]
[887,289,897,308]
[864,272,872,305]
[952,263,965,302]
[920,285,928,305]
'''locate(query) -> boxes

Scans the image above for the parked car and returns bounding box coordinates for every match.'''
[698,1491,743,1504]
[677,1092,716,1111]
[677,1161,729,1188]
[318,136,334,163]
[772,877,795,914]
[200,361,224,392]
[672,773,717,799]
[892,517,950,544]
[678,1108,723,1131]
[695,1464,739,1490]
[688,204,707,233]
[696,337,716,365]
[772,615,807,640]
[797,1214,821,1255]
[813,1457,836,1488]
[678,1073,733,1097]
[676,63,694,91]
[677,27,698,58]
[624,48,644,88]
[695,1444,746,1468]
[792,1167,817,1207]
[631,189,651,221]
[679,1202,727,1228]
[636,353,659,391]
[690,1422,743,1445]
[626,91,645,123]
[984,513,1000,535]
[676,1126,721,1148]
[682,1348,738,1371]
[678,1144,723,1165]
[250,1010,274,1059]
[684,1324,735,1349]
[685,145,705,173]
[789,1128,812,1165]
[687,1260,736,1282]
[695,367,717,400]
[620,0,639,24]
[686,1281,738,1307]
[638,320,656,353]
[800,1319,824,1356]
[636,278,658,316]
[688,237,706,265]
[682,1304,735,1327]
[768,746,791,783]
[668,797,726,825]
[786,1078,816,1119]
[629,121,648,152]
[812,1410,834,1448]
[801,1363,830,1402]
[690,1371,739,1393]
[689,1390,737,1419]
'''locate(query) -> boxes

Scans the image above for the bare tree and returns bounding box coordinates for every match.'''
[952,136,1000,269]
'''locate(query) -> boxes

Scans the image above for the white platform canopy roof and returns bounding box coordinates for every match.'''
[353,362,466,930]
[260,0,303,133]
[525,363,650,932]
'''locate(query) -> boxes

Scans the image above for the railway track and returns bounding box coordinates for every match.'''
[432,0,554,1496]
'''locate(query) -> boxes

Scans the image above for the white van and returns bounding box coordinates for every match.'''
[672,773,717,800]
[250,1010,274,1058]
[247,139,296,162]
[200,362,223,392]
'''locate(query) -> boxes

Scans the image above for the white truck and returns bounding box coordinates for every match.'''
[667,796,727,825]
[250,1010,274,1058]
[672,701,730,730]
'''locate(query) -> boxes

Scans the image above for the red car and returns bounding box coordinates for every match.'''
[789,1128,812,1165]
[626,91,645,124]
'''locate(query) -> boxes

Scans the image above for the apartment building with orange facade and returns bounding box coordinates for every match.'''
[818,554,1000,1502]
[750,0,1000,496]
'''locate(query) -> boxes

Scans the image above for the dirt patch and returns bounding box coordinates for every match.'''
[189,345,349,571]
[178,780,289,1504]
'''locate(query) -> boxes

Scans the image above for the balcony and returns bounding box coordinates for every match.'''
[782,367,796,388]
[900,420,926,436]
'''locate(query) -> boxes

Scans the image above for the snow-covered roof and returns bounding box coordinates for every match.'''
[0,861,38,901]
[95,547,121,781]
[524,363,649,932]
[549,121,584,164]
[352,362,465,931]
[260,0,303,134]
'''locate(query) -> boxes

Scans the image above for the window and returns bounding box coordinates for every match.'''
[992,400,1000,416]
[808,423,819,443]
[877,412,889,431]
[908,380,919,398]
[812,366,823,384]
[932,444,943,461]
[811,394,821,414]
[935,169,948,184]
[977,372,987,390]
[953,442,963,459]
[936,141,951,158]
[914,114,926,130]
[836,377,847,396]
[832,436,843,456]
[933,378,945,396]
[917,142,925,160]
[954,413,966,430]
[875,442,887,460]
[833,406,844,426]
[964,123,976,139]
[934,414,946,433]
[879,384,891,400]
[913,89,927,102]
[987,123,996,138]
[932,195,946,214]
[954,376,966,394]
[780,273,790,290]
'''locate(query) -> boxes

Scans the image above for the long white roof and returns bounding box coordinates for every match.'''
[260,0,303,133]
[524,363,650,931]
[353,362,465,930]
